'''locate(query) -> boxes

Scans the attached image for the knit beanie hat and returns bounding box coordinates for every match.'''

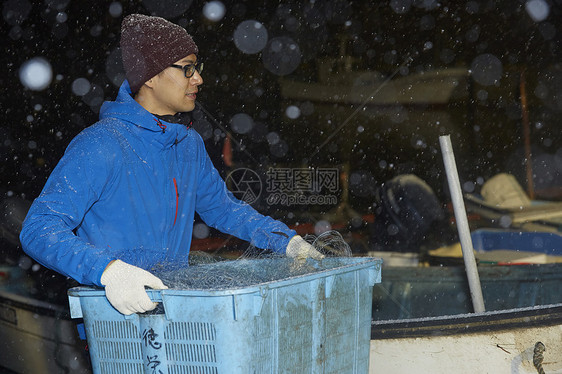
[120,14,199,93]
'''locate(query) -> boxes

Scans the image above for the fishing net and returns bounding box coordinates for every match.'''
[151,230,352,290]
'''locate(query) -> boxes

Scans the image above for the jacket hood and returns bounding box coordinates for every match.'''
[99,80,189,148]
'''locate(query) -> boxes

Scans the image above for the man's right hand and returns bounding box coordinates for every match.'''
[100,259,168,315]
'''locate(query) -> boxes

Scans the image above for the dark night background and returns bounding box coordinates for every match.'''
[2,0,562,243]
[1,2,561,372]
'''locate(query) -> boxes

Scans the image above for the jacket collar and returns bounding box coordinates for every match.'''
[99,80,190,148]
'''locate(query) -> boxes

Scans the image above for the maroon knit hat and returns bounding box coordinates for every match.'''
[120,14,199,93]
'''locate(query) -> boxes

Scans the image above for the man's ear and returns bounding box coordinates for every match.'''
[134,80,153,101]
[143,75,158,89]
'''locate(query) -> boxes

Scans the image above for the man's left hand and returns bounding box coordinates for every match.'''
[286,235,325,260]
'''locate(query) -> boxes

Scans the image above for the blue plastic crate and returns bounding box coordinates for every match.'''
[68,257,382,374]
[471,229,562,255]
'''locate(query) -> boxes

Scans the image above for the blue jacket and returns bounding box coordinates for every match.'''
[20,81,296,286]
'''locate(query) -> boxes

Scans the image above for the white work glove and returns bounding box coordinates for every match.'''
[286,235,325,260]
[100,260,168,315]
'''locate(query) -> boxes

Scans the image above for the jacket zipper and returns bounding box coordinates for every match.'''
[155,118,167,133]
[173,177,179,226]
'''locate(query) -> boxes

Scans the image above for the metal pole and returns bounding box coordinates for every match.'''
[439,135,485,313]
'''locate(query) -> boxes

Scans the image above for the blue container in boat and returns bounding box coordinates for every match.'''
[471,229,562,255]
[68,257,382,374]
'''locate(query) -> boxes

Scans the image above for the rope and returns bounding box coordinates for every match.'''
[533,341,546,374]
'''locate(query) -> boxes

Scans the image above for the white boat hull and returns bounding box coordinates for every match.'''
[370,304,562,374]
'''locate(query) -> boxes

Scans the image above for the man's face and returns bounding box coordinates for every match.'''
[146,54,203,115]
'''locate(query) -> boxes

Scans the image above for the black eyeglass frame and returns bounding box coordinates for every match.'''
[170,62,204,78]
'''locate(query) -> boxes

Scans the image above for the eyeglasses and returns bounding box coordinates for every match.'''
[169,62,204,78]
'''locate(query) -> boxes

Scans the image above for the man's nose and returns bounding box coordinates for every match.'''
[190,70,203,85]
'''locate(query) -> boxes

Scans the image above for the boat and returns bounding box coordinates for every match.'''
[366,186,562,372]
[370,302,562,373]
[0,265,91,374]
[0,197,92,373]
[369,264,562,374]
[279,61,469,106]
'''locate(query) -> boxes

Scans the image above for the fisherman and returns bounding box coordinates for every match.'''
[20,14,323,315]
